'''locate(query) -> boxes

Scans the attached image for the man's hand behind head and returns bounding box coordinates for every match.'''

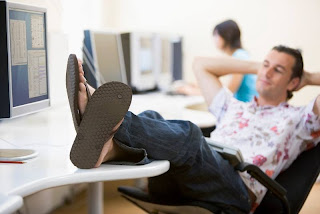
[294,71,309,91]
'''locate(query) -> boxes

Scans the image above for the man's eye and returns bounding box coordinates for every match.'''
[275,68,283,73]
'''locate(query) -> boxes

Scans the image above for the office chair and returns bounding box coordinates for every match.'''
[118,141,320,214]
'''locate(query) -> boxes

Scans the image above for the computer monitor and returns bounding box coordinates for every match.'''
[82,30,127,89]
[120,32,160,93]
[158,35,183,90]
[0,1,49,119]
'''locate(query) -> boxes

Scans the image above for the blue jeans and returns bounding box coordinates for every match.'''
[114,110,251,212]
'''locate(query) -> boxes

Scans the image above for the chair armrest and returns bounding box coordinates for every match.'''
[236,163,287,197]
[206,138,244,167]
[235,163,290,214]
[206,138,290,214]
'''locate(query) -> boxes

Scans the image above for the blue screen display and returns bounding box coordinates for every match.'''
[9,9,48,107]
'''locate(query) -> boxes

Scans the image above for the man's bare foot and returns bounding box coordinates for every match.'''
[78,60,95,94]
[78,60,95,115]
[76,60,125,168]
[94,118,124,168]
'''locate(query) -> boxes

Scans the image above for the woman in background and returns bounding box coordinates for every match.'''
[213,19,257,102]
[176,19,257,102]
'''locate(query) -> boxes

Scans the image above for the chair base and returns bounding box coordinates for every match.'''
[122,194,213,214]
[118,186,247,214]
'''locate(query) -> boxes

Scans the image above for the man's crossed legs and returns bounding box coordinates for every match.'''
[74,60,252,213]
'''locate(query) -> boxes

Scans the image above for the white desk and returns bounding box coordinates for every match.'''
[0,104,169,214]
[0,193,23,214]
[0,93,215,214]
[130,93,216,128]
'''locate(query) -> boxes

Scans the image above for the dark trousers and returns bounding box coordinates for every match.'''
[114,110,251,212]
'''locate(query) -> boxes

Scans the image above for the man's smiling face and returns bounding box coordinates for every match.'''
[256,50,299,102]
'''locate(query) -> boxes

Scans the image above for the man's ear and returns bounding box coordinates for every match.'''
[287,77,300,91]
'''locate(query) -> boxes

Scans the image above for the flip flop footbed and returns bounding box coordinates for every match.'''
[70,82,132,169]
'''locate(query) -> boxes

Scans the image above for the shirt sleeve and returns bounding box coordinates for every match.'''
[297,96,320,149]
[208,87,233,123]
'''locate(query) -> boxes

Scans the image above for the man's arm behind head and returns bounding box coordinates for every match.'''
[294,71,320,116]
[193,56,260,106]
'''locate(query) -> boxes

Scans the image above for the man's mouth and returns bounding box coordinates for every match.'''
[258,79,271,85]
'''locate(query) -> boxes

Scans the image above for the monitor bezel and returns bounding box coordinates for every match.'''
[6,2,50,118]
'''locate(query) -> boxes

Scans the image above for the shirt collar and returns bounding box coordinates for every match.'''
[248,96,289,111]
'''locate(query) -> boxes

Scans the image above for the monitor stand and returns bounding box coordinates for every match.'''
[0,149,38,161]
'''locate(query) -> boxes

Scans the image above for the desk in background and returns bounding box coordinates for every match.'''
[130,93,216,128]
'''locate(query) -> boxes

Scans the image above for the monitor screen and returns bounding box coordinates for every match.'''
[0,2,49,118]
[9,7,48,107]
[157,35,183,90]
[139,37,153,75]
[83,30,127,88]
[129,33,159,92]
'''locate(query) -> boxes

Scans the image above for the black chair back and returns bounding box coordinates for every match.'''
[255,142,320,214]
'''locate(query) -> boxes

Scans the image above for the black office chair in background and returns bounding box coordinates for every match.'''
[118,142,320,214]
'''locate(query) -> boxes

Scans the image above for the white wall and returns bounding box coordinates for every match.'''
[61,0,104,57]
[100,0,320,105]
[8,0,319,105]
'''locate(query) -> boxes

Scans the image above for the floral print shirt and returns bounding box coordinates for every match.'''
[209,88,320,206]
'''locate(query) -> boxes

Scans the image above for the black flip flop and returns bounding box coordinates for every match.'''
[66,54,91,132]
[70,81,132,169]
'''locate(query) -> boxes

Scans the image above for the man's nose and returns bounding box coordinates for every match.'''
[264,67,273,78]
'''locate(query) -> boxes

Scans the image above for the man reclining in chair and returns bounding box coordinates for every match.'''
[68,45,320,213]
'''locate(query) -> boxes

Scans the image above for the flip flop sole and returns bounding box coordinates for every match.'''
[70,82,132,169]
[66,54,81,132]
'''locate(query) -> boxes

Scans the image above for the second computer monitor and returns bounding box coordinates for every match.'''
[82,30,127,88]
[158,35,183,90]
[82,30,182,93]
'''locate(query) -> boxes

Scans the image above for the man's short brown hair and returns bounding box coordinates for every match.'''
[272,45,304,100]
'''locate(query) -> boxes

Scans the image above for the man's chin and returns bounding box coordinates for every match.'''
[256,83,273,93]
[256,89,273,98]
